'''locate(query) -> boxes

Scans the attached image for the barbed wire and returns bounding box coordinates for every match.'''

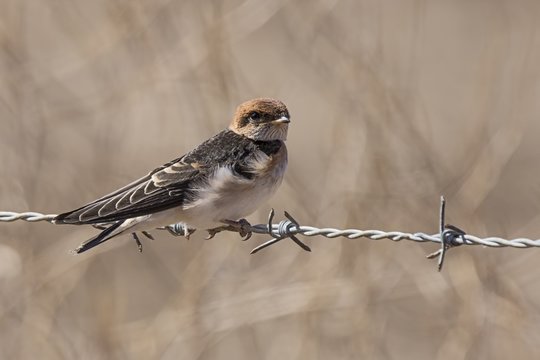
[1,196,539,270]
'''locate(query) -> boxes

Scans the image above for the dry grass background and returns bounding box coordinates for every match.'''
[1,0,540,359]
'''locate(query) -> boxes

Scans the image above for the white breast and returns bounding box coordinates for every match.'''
[179,145,287,229]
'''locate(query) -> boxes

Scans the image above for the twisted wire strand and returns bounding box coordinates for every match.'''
[0,212,57,222]
[1,210,539,248]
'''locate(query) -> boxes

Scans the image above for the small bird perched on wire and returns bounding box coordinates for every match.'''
[54,98,291,253]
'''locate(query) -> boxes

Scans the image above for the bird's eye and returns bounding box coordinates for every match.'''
[249,111,261,121]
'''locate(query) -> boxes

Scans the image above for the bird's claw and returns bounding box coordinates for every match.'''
[215,218,253,240]
[183,227,196,240]
[225,218,253,240]
[206,226,228,240]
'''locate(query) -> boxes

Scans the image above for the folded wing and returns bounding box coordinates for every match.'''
[54,157,202,224]
[54,129,268,225]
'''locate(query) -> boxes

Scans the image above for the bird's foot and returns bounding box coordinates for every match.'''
[206,219,253,240]
[206,226,229,240]
[183,227,196,240]
[221,218,253,240]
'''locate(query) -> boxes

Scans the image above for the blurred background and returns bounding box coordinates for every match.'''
[1,0,540,358]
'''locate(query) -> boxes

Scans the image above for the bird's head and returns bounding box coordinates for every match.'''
[229,98,290,141]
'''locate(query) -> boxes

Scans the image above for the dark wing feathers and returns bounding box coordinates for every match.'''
[54,160,200,224]
[54,130,283,225]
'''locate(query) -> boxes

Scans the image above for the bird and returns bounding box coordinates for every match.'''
[54,98,291,254]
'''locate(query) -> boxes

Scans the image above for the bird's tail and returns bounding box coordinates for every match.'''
[74,221,125,254]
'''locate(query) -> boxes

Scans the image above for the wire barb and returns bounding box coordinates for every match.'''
[132,233,143,253]
[250,210,311,254]
[3,196,540,270]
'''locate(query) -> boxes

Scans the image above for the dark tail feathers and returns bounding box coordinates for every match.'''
[74,221,123,254]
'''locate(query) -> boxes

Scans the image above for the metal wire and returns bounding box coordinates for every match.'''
[2,197,540,271]
[1,210,538,248]
[0,212,57,222]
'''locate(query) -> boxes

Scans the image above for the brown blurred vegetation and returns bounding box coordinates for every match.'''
[2,0,540,359]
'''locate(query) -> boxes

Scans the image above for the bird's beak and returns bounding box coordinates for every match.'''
[273,116,290,124]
